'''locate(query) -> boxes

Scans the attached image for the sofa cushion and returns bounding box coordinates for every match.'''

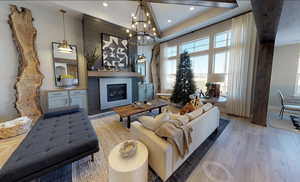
[138,112,171,131]
[186,108,203,120]
[202,103,213,112]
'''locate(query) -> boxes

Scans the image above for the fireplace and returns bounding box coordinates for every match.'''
[99,78,132,110]
[107,84,127,102]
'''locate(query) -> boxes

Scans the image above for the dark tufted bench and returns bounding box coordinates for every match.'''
[0,107,99,182]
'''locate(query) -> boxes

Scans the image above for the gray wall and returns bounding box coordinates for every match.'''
[0,2,85,121]
[83,14,137,70]
[83,15,139,114]
[269,43,300,108]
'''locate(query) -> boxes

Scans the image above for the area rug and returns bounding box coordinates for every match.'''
[268,111,300,134]
[35,114,230,182]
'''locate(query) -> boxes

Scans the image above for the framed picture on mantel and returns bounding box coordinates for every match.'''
[101,33,129,69]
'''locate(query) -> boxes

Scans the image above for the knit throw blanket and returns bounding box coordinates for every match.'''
[155,120,193,157]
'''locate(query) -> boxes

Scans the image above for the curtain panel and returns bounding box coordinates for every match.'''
[226,13,257,117]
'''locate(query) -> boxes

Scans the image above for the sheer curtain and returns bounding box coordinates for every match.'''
[226,13,257,117]
[160,43,177,92]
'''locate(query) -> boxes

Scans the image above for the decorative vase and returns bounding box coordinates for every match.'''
[62,78,74,87]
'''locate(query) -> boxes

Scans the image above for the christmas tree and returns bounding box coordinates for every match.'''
[170,52,196,105]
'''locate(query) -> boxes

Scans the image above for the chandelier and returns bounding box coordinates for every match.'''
[126,0,157,46]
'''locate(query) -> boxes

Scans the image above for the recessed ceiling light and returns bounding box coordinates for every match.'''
[167,19,172,23]
[190,6,195,11]
[102,2,108,7]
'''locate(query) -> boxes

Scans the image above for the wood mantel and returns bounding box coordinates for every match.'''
[88,71,143,78]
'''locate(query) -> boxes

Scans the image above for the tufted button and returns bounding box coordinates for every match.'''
[49,137,54,141]
[69,126,72,129]
[69,132,72,135]
[68,140,72,144]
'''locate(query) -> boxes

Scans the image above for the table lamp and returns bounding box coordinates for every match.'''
[206,73,225,97]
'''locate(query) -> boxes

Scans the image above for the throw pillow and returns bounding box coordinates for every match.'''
[139,113,171,131]
[202,103,213,112]
[186,108,203,121]
[170,113,190,124]
[155,112,171,122]
[138,116,162,131]
[180,102,196,115]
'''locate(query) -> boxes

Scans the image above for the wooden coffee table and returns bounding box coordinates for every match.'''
[113,99,168,128]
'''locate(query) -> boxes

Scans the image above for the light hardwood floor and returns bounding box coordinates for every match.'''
[1,114,300,182]
[187,115,300,182]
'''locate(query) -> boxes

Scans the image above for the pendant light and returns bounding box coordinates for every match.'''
[58,9,73,53]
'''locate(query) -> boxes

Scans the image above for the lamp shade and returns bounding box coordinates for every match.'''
[208,73,225,83]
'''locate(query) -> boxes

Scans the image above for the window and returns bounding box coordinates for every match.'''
[213,31,231,95]
[161,29,233,93]
[214,31,231,48]
[213,52,230,74]
[163,59,177,90]
[295,57,300,96]
[167,46,177,58]
[191,55,209,91]
[180,37,209,54]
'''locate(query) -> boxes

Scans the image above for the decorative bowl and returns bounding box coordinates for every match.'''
[133,102,145,109]
[119,140,137,159]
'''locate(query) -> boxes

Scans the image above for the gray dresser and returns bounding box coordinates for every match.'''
[45,90,88,112]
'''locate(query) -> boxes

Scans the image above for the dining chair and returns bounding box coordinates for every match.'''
[278,90,300,119]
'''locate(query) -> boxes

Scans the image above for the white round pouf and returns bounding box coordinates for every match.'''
[109,140,148,182]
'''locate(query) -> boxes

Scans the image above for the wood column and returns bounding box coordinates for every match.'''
[250,0,284,126]
[252,42,275,126]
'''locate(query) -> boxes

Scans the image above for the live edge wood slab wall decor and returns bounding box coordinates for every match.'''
[8,5,44,123]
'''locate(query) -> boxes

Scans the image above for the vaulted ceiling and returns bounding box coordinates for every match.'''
[50,0,251,41]
[11,0,299,46]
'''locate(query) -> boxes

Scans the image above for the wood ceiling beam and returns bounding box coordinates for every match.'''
[132,0,238,9]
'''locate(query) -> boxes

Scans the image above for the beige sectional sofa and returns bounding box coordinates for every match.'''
[131,106,220,181]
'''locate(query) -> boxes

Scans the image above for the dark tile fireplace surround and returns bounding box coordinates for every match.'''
[107,84,127,102]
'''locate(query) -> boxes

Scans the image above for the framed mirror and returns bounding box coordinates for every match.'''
[52,42,79,87]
